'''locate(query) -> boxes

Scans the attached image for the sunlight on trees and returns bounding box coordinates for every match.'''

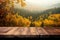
[0,0,60,27]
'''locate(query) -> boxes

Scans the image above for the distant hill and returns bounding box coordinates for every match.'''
[41,7,60,14]
[13,7,60,20]
[49,3,60,8]
[53,3,60,8]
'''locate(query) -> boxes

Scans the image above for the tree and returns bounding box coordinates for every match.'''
[0,0,26,26]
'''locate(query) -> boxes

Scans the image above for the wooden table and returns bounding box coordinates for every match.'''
[0,27,60,37]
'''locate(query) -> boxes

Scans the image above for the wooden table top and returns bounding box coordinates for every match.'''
[0,27,60,36]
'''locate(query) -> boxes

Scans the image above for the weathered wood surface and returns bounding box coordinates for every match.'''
[0,27,60,35]
[43,27,60,35]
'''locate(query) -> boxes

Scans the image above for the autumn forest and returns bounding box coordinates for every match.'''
[0,0,60,27]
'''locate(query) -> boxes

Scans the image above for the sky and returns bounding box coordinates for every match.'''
[26,0,60,6]
[15,0,60,11]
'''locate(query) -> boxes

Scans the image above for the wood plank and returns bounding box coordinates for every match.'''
[0,27,13,33]
[43,27,60,35]
[0,27,60,35]
[0,27,48,35]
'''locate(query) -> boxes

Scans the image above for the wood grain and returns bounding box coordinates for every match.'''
[0,27,60,35]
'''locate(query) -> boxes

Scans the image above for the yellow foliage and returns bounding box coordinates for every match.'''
[21,2,26,7]
[6,13,12,22]
[5,6,10,11]
[48,14,60,21]
[29,16,33,20]
[33,21,42,27]
[5,0,10,3]
[5,12,31,27]
[23,18,31,26]
[17,0,26,7]
[44,19,55,26]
